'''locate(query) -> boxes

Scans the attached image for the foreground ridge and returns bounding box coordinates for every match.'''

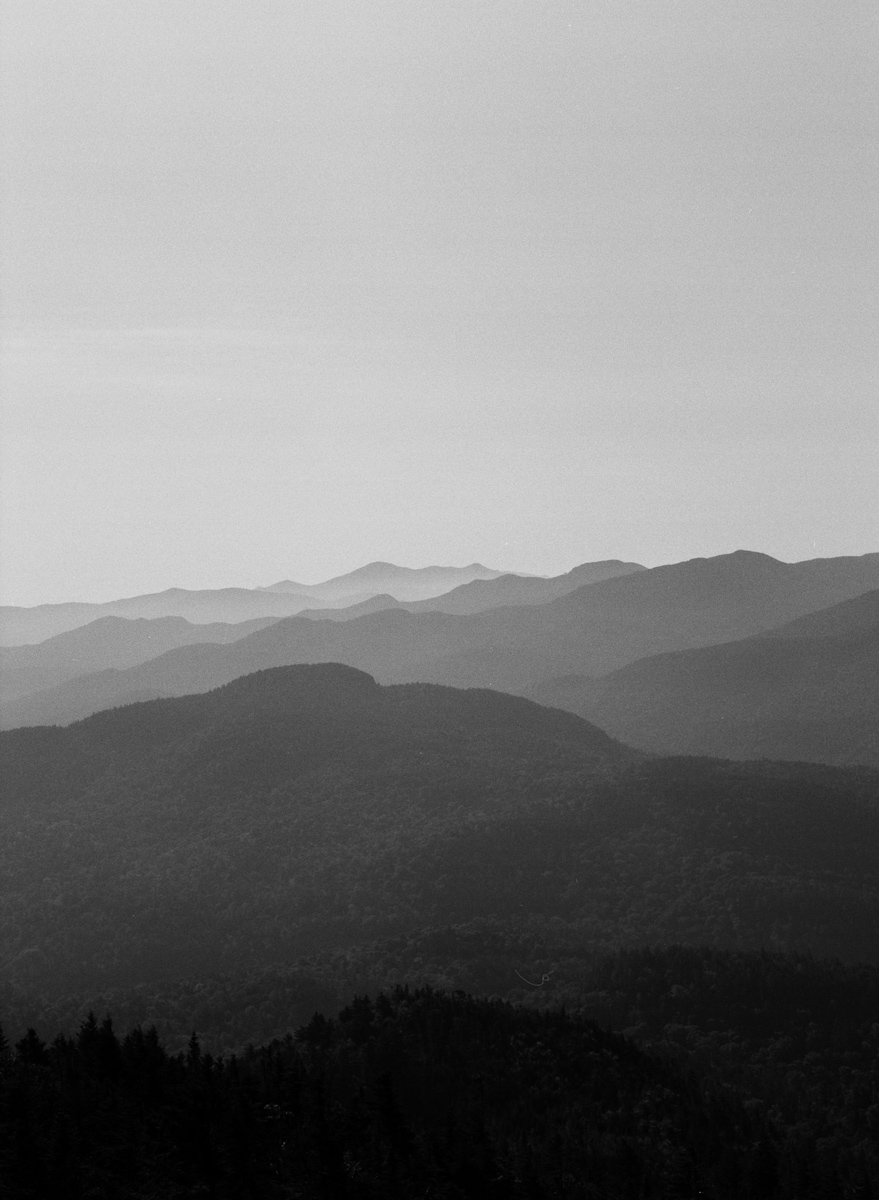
[0,985,793,1198]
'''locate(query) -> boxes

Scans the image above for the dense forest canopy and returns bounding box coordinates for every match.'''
[3,964,879,1197]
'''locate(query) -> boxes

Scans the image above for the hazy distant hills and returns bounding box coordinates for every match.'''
[0,559,640,647]
[6,549,878,735]
[528,589,879,767]
[298,593,404,621]
[259,560,510,602]
[0,614,277,704]
[0,561,518,646]
[405,559,646,614]
[284,559,646,621]
[0,587,335,647]
[2,664,877,995]
[395,549,879,685]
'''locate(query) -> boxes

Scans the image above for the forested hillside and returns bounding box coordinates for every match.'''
[2,665,877,999]
[3,958,879,1198]
[0,985,784,1199]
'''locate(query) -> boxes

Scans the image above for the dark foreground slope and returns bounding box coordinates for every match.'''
[2,665,878,998]
[528,589,879,766]
[0,986,778,1200]
[6,549,879,730]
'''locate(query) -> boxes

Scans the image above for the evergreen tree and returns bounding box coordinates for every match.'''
[15,1028,47,1065]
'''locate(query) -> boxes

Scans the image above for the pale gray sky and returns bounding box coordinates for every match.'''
[2,0,877,605]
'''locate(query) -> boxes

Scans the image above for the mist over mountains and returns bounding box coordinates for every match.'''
[0,560,518,646]
[0,614,277,704]
[257,560,510,602]
[4,550,878,769]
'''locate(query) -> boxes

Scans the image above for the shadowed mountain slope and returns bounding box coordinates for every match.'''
[527,589,879,767]
[5,549,879,730]
[760,585,879,639]
[0,614,278,704]
[1,664,878,999]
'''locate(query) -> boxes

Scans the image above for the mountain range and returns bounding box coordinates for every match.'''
[0,561,518,646]
[0,614,277,704]
[293,559,647,621]
[4,551,878,767]
[403,558,646,614]
[257,560,511,601]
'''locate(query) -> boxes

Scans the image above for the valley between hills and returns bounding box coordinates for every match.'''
[2,549,879,1197]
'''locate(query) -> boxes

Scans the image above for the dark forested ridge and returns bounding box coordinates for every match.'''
[0,984,793,1200]
[3,960,879,1198]
[2,664,878,1000]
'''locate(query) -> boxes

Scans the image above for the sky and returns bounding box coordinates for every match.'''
[1,0,877,606]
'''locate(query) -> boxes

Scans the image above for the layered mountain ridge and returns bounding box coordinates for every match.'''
[5,550,878,758]
[0,560,523,646]
[528,588,879,766]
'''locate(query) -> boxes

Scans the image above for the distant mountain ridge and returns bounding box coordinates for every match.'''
[0,561,520,646]
[259,561,512,602]
[0,559,644,647]
[405,559,646,614]
[0,614,278,704]
[288,560,647,621]
[0,588,339,647]
[298,594,404,621]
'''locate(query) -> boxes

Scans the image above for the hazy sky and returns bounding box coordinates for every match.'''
[2,0,877,606]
